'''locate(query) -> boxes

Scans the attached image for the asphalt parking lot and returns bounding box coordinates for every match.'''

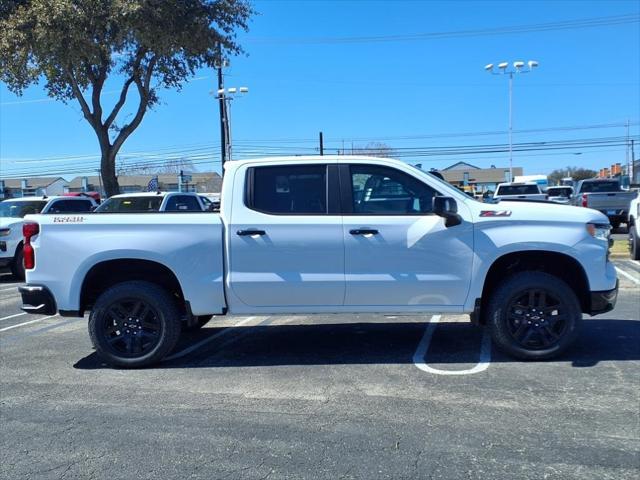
[1,260,639,480]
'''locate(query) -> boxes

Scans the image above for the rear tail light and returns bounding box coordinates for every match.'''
[22,222,39,270]
[581,194,588,207]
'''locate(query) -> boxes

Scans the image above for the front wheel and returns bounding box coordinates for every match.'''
[88,281,181,368]
[486,272,582,360]
[630,228,640,260]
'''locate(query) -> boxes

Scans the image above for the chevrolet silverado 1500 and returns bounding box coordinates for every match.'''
[19,156,618,367]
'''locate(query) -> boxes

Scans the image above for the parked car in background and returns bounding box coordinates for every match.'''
[546,186,574,204]
[94,192,206,213]
[572,178,636,229]
[493,182,547,202]
[20,156,617,367]
[628,193,640,260]
[0,195,98,279]
[199,193,221,211]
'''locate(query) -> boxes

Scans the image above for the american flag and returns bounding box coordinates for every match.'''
[147,176,159,192]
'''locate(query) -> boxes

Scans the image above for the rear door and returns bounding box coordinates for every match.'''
[228,162,344,307]
[341,163,474,308]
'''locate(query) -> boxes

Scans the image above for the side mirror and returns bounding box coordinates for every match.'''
[433,196,462,227]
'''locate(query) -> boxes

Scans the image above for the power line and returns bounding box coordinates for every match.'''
[249,14,640,45]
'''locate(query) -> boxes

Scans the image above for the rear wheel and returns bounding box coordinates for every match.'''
[487,272,582,360]
[88,281,181,368]
[10,246,24,281]
[630,227,640,260]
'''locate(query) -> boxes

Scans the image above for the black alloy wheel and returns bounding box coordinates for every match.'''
[100,299,162,357]
[505,289,568,350]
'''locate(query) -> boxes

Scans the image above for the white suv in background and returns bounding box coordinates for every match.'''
[0,195,97,279]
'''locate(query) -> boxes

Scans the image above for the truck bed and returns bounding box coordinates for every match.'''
[25,212,226,316]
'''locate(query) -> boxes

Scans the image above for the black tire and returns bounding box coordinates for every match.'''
[630,228,640,261]
[487,271,582,360]
[183,315,213,332]
[10,246,24,281]
[88,281,181,368]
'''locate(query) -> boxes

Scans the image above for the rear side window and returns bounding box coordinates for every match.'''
[164,195,202,212]
[247,165,327,214]
[496,185,540,196]
[47,200,93,213]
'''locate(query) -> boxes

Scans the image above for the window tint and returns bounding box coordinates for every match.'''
[95,196,162,213]
[580,181,621,193]
[547,187,573,197]
[249,165,327,214]
[47,200,93,213]
[0,201,47,217]
[350,165,438,215]
[165,195,202,212]
[496,185,540,196]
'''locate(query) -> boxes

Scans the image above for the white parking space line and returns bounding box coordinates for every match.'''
[0,286,20,293]
[0,315,59,333]
[413,315,491,376]
[0,312,27,322]
[165,316,265,361]
[616,267,640,285]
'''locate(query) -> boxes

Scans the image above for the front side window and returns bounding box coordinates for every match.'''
[248,165,327,214]
[350,165,438,215]
[164,195,202,212]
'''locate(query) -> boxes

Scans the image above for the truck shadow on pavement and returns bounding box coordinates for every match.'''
[73,318,640,370]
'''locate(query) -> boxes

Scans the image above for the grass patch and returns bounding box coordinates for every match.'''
[610,238,629,255]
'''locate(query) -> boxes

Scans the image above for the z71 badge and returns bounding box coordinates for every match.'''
[53,216,86,223]
[479,210,512,217]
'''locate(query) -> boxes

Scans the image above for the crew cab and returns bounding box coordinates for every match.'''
[493,182,547,202]
[0,195,98,279]
[572,178,636,229]
[94,191,207,213]
[19,156,618,367]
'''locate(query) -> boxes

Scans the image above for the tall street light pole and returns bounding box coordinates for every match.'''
[485,60,539,181]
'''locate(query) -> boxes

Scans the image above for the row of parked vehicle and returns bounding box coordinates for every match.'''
[0,191,219,279]
[489,177,636,230]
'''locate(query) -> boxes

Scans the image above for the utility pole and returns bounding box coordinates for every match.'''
[319,132,324,156]
[217,64,227,170]
[631,139,636,183]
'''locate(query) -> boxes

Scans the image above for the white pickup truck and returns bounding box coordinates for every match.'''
[20,156,618,367]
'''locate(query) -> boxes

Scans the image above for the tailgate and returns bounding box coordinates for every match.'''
[586,193,632,210]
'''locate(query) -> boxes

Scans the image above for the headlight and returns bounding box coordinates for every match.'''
[0,228,10,237]
[586,223,610,241]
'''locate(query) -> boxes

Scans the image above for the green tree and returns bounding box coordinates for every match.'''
[548,166,598,185]
[1,0,253,196]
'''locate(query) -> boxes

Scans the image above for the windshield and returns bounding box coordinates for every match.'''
[496,185,540,196]
[0,200,48,218]
[580,181,621,193]
[547,187,573,197]
[95,196,163,213]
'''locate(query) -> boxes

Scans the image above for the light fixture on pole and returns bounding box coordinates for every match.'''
[485,60,539,181]
[214,86,249,163]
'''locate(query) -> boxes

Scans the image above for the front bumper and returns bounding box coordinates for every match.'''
[19,284,57,315]
[589,279,618,315]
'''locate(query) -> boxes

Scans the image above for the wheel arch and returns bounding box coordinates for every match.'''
[79,259,185,315]
[477,250,591,322]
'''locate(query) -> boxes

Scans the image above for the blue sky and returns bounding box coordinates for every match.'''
[1,0,639,180]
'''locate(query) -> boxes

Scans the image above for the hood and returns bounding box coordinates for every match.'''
[473,200,609,224]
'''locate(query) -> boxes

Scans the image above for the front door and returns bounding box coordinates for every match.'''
[341,163,473,308]
[228,162,345,307]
